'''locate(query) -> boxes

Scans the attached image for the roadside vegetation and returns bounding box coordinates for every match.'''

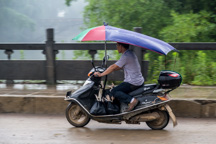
[66,0,216,85]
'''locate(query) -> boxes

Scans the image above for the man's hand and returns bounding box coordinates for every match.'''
[93,64,121,77]
[94,72,102,77]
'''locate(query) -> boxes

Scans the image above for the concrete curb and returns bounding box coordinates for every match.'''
[0,96,216,118]
[168,99,216,118]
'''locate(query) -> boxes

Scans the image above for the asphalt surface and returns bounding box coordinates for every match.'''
[0,114,215,144]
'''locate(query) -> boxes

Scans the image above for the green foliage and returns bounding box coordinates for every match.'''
[96,50,121,60]
[191,51,212,85]
[72,49,121,61]
[156,10,216,85]
[159,11,216,42]
[174,0,216,14]
[83,0,179,38]
[147,49,216,85]
[65,0,77,6]
[211,62,216,85]
[178,51,196,84]
[61,50,66,60]
[150,56,165,83]
[19,50,25,60]
[68,0,216,85]
[72,50,91,60]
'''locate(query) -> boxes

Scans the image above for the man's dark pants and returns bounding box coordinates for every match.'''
[111,82,143,104]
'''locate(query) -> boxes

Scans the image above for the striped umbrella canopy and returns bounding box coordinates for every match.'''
[73,24,177,55]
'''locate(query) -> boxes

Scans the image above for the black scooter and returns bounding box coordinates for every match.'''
[65,57,182,130]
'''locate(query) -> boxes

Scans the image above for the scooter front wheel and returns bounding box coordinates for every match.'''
[146,110,169,130]
[66,102,90,127]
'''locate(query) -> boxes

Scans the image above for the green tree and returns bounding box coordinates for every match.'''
[158,11,216,85]
[192,51,213,85]
[66,0,216,85]
[175,0,216,14]
[159,11,216,42]
[65,0,77,6]
[83,0,179,38]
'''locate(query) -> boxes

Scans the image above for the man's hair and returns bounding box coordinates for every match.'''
[117,42,130,49]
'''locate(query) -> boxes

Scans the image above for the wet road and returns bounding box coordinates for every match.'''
[0,114,215,144]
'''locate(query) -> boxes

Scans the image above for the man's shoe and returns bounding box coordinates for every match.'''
[126,98,139,112]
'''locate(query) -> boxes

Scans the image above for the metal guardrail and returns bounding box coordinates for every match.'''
[0,28,216,84]
[1,42,216,50]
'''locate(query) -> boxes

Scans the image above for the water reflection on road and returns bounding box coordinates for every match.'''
[0,114,215,144]
[67,125,171,142]
[0,83,82,90]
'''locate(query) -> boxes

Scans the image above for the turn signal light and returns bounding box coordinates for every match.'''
[88,72,93,77]
[157,96,168,101]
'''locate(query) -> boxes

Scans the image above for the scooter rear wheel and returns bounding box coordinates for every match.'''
[66,102,90,127]
[146,110,169,130]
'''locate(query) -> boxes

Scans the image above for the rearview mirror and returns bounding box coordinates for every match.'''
[91,59,96,71]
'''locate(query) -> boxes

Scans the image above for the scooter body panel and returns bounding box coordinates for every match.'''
[67,97,170,119]
[65,79,98,111]
[129,84,157,96]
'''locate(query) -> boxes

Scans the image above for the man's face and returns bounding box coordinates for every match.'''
[116,43,122,53]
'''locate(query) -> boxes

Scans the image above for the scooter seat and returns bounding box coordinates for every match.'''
[129,84,157,96]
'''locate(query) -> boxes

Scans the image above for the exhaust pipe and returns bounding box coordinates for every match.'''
[130,112,160,122]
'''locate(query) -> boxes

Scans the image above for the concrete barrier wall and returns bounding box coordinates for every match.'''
[0,96,216,118]
[169,99,216,118]
[0,96,67,115]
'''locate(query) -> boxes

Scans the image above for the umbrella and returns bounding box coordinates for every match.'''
[73,24,178,55]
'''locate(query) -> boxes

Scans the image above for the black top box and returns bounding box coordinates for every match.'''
[158,71,182,89]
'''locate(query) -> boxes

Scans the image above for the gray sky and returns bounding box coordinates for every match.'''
[0,0,88,43]
[36,0,88,43]
[0,0,88,60]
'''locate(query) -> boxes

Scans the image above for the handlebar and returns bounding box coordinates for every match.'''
[88,72,94,77]
[88,71,100,77]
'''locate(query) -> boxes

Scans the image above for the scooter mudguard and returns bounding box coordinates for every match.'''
[164,104,178,127]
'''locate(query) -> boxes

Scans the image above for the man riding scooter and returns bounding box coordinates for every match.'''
[94,42,144,112]
[65,24,180,129]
